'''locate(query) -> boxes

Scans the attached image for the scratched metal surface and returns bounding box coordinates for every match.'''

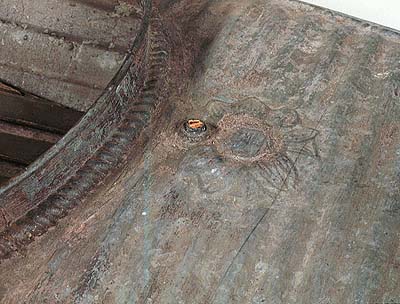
[0,0,400,303]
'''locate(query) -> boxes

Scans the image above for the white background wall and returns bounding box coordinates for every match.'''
[302,0,400,31]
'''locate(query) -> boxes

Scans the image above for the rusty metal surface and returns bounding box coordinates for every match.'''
[0,0,399,303]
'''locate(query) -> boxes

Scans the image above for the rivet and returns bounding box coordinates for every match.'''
[184,119,207,135]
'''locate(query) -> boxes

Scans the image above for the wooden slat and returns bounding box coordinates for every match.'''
[0,160,25,178]
[0,89,83,134]
[0,83,67,179]
[0,176,10,187]
[0,121,61,144]
[0,82,82,177]
[0,159,25,187]
[0,121,60,165]
[0,82,22,95]
[0,132,53,165]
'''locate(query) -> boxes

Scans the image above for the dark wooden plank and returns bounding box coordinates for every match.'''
[0,121,61,145]
[0,160,25,178]
[0,176,10,187]
[0,88,83,134]
[0,161,25,187]
[0,132,53,165]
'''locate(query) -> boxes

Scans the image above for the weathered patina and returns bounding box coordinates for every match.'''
[0,0,399,303]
